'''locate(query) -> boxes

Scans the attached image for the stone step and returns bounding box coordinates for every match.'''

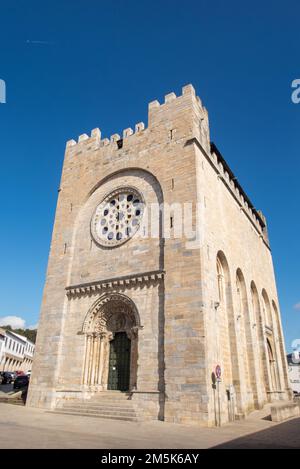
[89,393,131,401]
[94,391,129,395]
[52,409,138,422]
[88,396,132,402]
[59,405,136,417]
[53,391,138,422]
[61,403,135,412]
[0,397,24,406]
[63,399,133,407]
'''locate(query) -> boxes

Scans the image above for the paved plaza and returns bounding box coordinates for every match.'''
[0,403,299,449]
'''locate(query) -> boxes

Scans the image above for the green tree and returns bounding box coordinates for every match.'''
[1,325,37,343]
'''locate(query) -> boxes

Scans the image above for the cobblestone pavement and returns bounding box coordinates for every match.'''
[0,403,299,449]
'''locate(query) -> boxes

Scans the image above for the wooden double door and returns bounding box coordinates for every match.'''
[107,332,131,391]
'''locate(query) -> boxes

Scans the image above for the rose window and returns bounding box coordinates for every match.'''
[91,188,144,247]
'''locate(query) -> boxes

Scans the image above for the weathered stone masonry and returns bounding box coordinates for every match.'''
[27,84,291,425]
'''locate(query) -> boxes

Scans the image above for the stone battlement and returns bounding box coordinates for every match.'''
[64,83,267,242]
[148,83,205,110]
[66,121,146,150]
[65,84,206,151]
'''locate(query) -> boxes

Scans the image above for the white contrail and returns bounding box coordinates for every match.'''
[26,40,55,45]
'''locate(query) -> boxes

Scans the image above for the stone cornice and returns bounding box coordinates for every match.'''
[66,270,165,298]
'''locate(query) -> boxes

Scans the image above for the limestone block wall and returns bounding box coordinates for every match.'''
[27,82,290,427]
[27,85,211,421]
[193,139,290,424]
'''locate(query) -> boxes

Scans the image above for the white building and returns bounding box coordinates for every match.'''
[0,328,5,367]
[0,330,35,373]
[287,352,300,394]
[17,334,35,372]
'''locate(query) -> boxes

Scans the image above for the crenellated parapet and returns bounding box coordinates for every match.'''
[148,83,203,111]
[65,84,210,154]
[65,120,146,153]
[147,84,210,152]
[63,83,268,245]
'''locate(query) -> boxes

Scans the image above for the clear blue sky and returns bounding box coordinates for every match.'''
[0,1,299,350]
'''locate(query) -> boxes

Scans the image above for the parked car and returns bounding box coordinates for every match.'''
[1,372,15,384]
[26,370,31,377]
[13,375,29,390]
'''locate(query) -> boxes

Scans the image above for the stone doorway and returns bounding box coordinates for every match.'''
[108,332,131,391]
[81,293,140,392]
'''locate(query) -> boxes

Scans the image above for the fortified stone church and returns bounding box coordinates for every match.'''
[27,84,290,425]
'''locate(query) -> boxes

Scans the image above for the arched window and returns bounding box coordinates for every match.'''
[217,257,225,304]
[236,273,243,315]
[262,290,272,327]
[267,338,278,391]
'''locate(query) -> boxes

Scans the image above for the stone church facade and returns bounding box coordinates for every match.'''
[27,84,291,425]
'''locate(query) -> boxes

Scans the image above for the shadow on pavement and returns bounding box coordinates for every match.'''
[211,417,300,449]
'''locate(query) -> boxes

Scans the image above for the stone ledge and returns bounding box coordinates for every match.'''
[66,270,165,298]
[271,402,300,422]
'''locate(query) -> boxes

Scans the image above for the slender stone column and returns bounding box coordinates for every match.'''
[83,335,91,385]
[94,335,100,385]
[263,338,273,397]
[87,335,94,385]
[102,336,111,390]
[97,334,105,387]
[272,323,285,391]
[90,334,98,385]
[128,328,139,390]
[88,335,94,385]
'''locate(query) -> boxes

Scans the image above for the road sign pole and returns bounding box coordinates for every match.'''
[215,365,221,426]
[217,379,221,426]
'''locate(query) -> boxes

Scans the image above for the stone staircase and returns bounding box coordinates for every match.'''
[53,391,138,422]
[0,389,26,406]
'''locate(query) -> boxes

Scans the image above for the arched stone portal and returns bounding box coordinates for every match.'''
[82,294,141,392]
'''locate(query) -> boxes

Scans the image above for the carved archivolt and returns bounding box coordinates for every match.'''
[82,293,141,335]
